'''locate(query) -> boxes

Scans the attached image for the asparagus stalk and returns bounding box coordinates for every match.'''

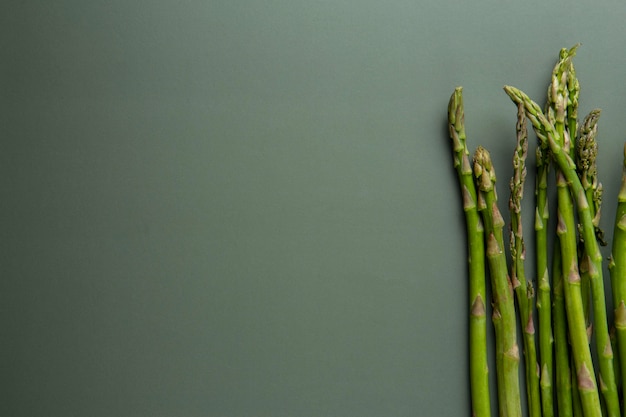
[610,326,621,397]
[566,52,580,150]
[556,52,591,331]
[556,166,602,417]
[504,84,620,417]
[576,109,604,246]
[474,146,522,417]
[545,47,574,144]
[447,87,491,417]
[552,238,574,417]
[536,48,574,417]
[562,66,594,417]
[535,98,554,417]
[576,110,603,333]
[546,50,581,417]
[610,142,626,416]
[570,357,584,417]
[509,103,540,417]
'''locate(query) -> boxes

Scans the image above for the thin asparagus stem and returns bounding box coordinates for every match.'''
[610,142,626,416]
[566,51,580,151]
[571,355,584,417]
[610,322,623,414]
[576,110,603,336]
[474,146,522,417]
[552,238,573,417]
[447,87,492,417]
[535,104,554,417]
[509,103,540,417]
[576,109,604,246]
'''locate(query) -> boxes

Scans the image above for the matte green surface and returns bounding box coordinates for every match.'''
[3,1,626,416]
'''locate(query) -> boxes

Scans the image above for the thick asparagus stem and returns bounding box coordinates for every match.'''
[509,103,540,417]
[474,146,522,417]
[610,143,626,416]
[447,87,491,417]
[556,51,592,330]
[556,168,602,417]
[563,55,586,417]
[504,84,620,417]
[536,49,574,417]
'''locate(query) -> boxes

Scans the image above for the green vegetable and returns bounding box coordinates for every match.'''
[474,146,522,417]
[509,103,540,417]
[449,45,626,417]
[447,87,491,417]
[535,91,554,417]
[611,143,626,416]
[504,84,620,417]
[552,238,573,417]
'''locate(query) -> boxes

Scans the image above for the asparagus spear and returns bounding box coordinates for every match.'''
[537,48,575,417]
[545,49,581,417]
[576,109,604,246]
[556,165,602,417]
[552,238,574,417]
[447,87,491,417]
[535,94,554,417]
[545,46,575,144]
[536,145,555,417]
[610,143,626,416]
[554,51,592,332]
[509,103,540,417]
[474,146,522,417]
[563,57,587,417]
[504,84,620,417]
[566,52,580,150]
[576,110,603,333]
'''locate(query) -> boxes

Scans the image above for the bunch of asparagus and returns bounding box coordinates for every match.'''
[448,45,626,417]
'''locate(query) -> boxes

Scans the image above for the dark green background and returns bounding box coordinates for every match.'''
[3,1,626,416]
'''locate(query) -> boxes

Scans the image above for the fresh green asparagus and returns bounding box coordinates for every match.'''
[504,84,620,417]
[509,103,540,417]
[610,143,626,416]
[447,87,491,417]
[474,146,522,417]
[450,45,626,417]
